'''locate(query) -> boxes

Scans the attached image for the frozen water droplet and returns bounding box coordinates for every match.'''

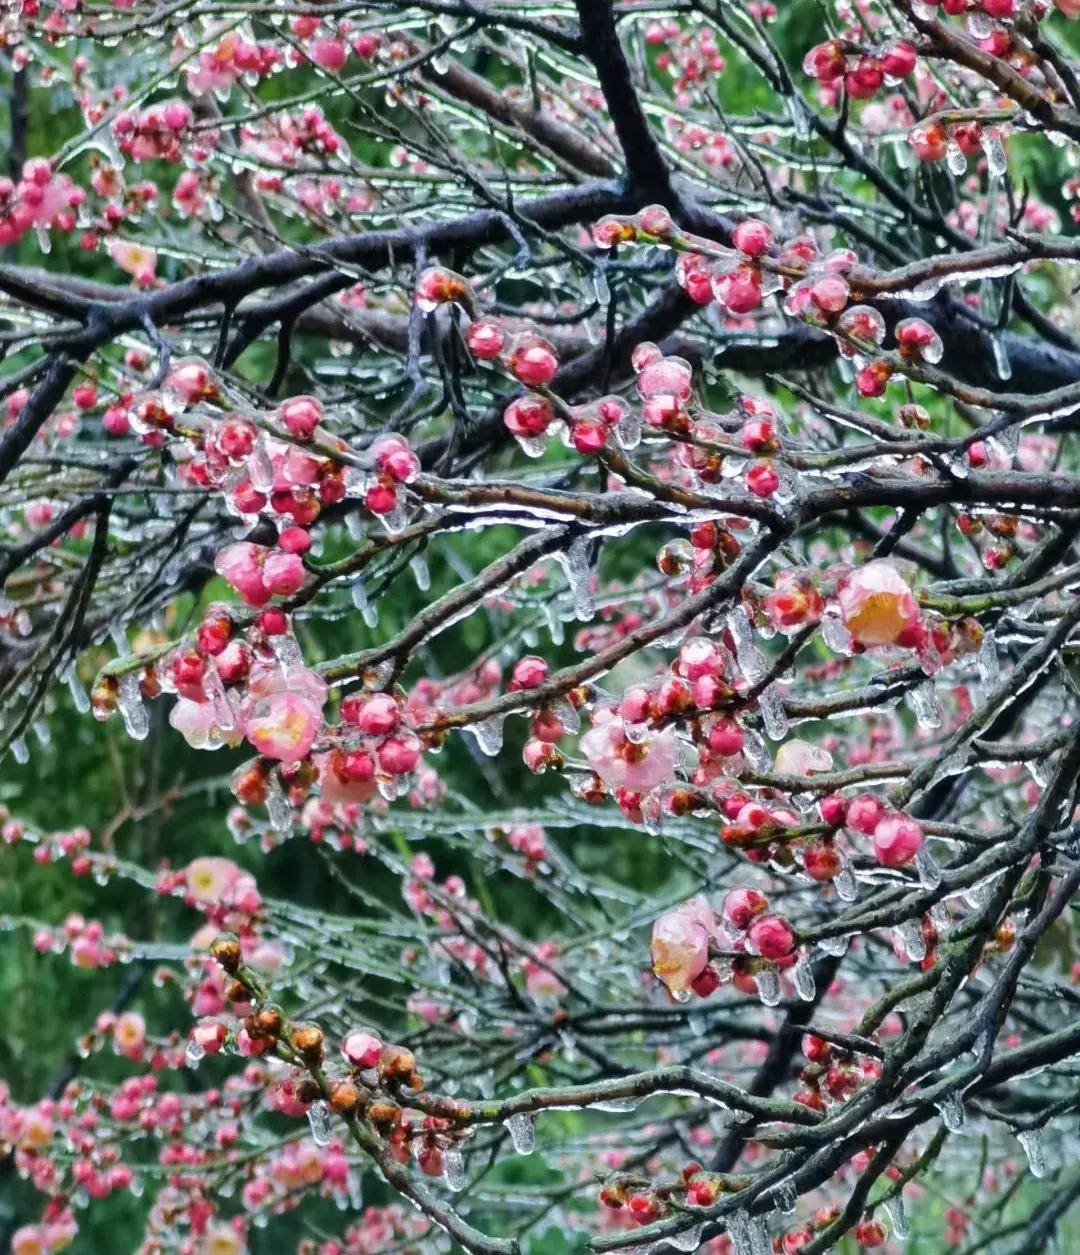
[504,1112,535,1154]
[266,773,294,837]
[671,985,693,1003]
[467,713,505,757]
[896,919,927,962]
[559,538,595,621]
[348,574,373,624]
[409,553,431,591]
[754,964,782,1007]
[443,1145,466,1191]
[758,686,789,740]
[908,679,942,730]
[977,629,1000,695]
[185,1037,205,1067]
[818,932,850,957]
[792,951,816,1001]
[67,670,90,713]
[117,673,149,740]
[1017,1128,1046,1178]
[307,1099,332,1147]
[835,857,858,902]
[946,140,967,176]
[937,1091,966,1132]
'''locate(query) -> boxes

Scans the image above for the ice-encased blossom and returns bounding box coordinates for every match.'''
[774,738,833,776]
[580,717,678,791]
[242,690,322,762]
[651,897,718,994]
[838,560,919,647]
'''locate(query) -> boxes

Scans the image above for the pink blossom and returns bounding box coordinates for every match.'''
[651,897,718,994]
[580,718,678,791]
[838,560,920,647]
[242,690,323,762]
[872,813,923,867]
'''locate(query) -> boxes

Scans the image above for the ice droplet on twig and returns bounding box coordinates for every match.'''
[10,736,29,764]
[117,673,150,740]
[726,1210,753,1255]
[937,1090,966,1132]
[835,857,858,902]
[754,964,782,1007]
[907,679,942,730]
[350,579,379,629]
[266,772,294,837]
[504,1112,535,1154]
[443,1145,467,1191]
[895,919,927,962]
[977,629,1000,695]
[758,686,789,740]
[67,669,90,713]
[307,1099,332,1147]
[792,951,816,1001]
[1017,1128,1046,1178]
[185,1037,205,1068]
[772,1177,798,1214]
[467,713,505,757]
[559,538,595,621]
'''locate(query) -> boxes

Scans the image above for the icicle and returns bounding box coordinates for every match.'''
[560,538,595,621]
[266,773,294,837]
[443,1145,467,1191]
[504,1112,535,1154]
[185,1038,205,1068]
[726,1210,753,1255]
[896,919,927,962]
[835,856,858,902]
[754,964,782,1007]
[409,553,431,591]
[350,579,379,629]
[307,1099,332,1147]
[748,1215,771,1255]
[467,713,505,757]
[670,1225,704,1252]
[884,1195,909,1239]
[1016,1128,1046,1177]
[758,686,789,740]
[818,932,850,957]
[937,1091,966,1132]
[773,1177,798,1214]
[977,629,1000,695]
[67,670,90,713]
[915,844,941,889]
[117,674,149,740]
[728,608,765,683]
[792,951,816,1001]
[907,679,942,730]
[946,140,967,176]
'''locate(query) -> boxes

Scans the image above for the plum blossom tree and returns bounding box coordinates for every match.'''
[2,0,1080,1252]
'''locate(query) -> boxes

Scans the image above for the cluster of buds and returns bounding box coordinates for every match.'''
[794,1033,884,1116]
[650,890,798,1003]
[802,37,917,101]
[111,100,193,162]
[820,793,925,868]
[0,158,84,247]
